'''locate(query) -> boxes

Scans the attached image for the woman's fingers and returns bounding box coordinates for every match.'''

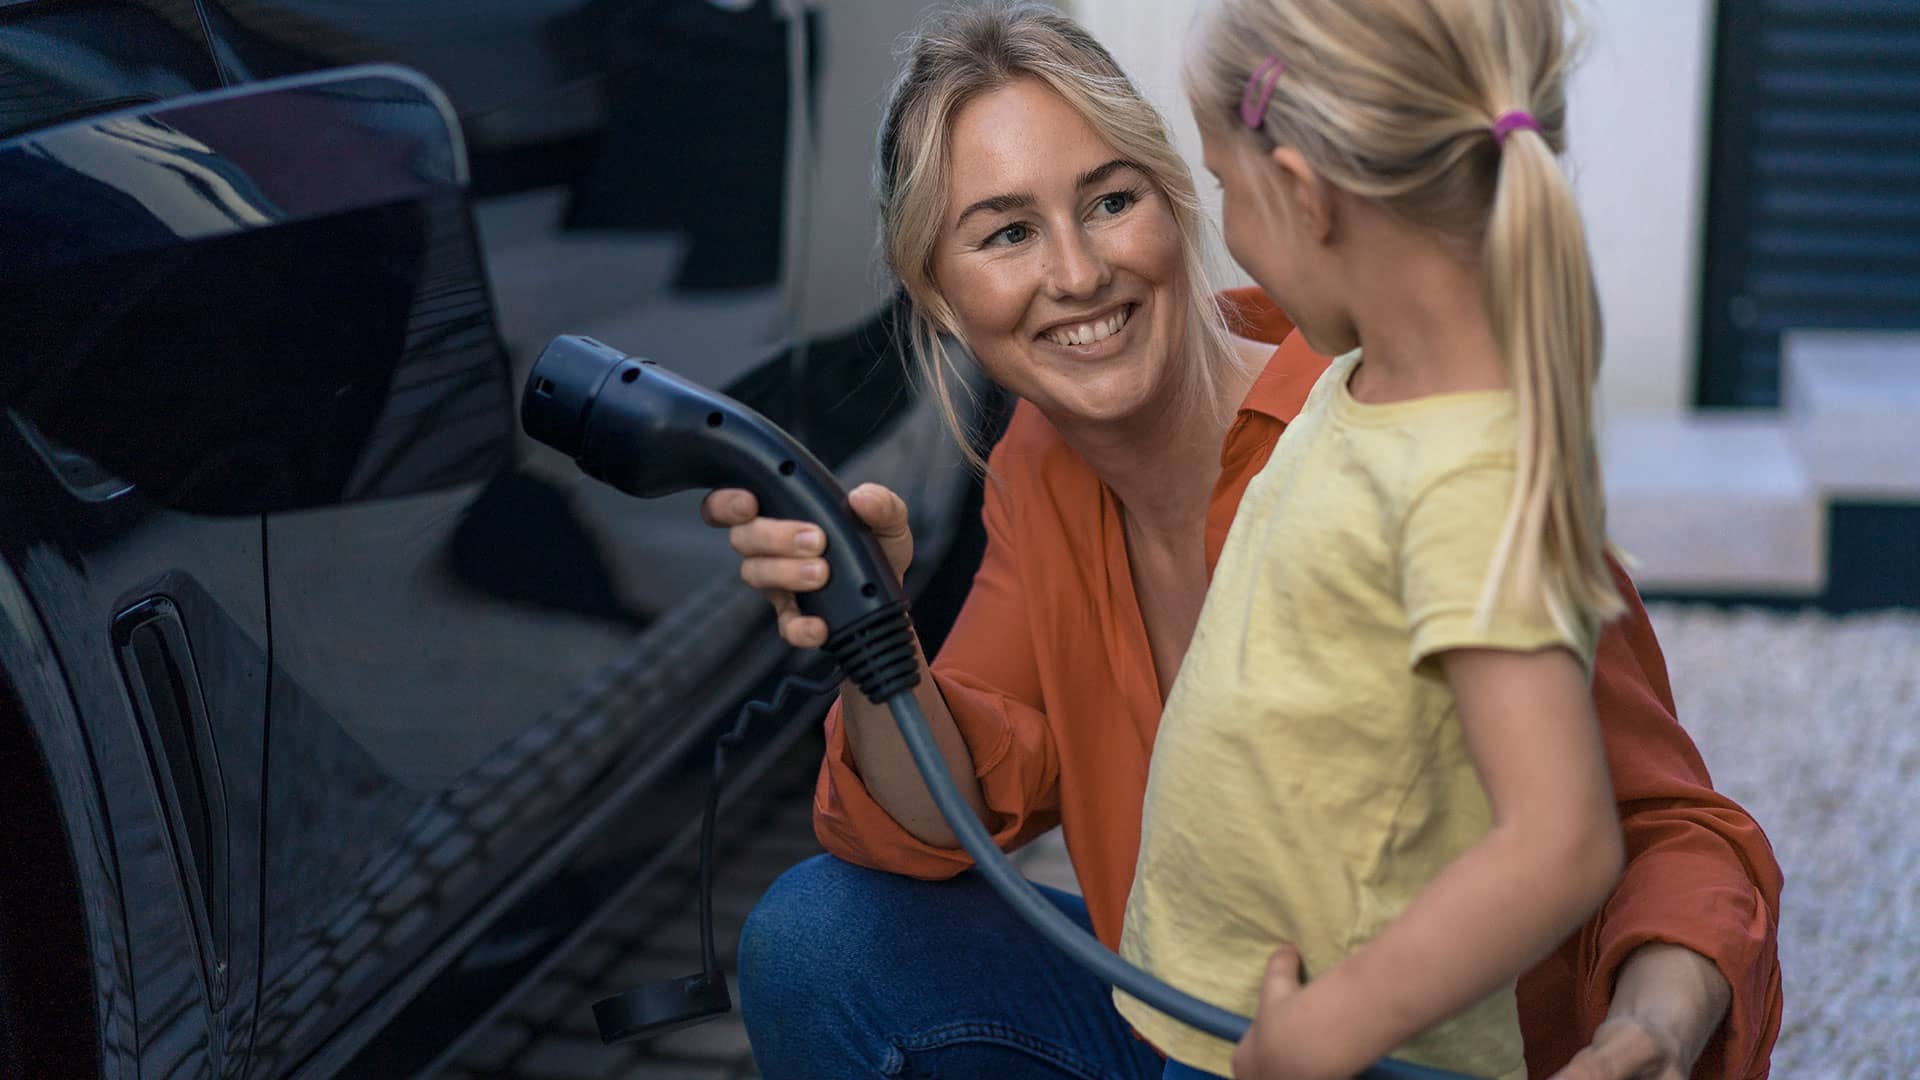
[746,574,828,649]
[729,517,827,560]
[699,488,759,528]
[705,482,908,647]
[848,482,908,536]
[1547,1017,1677,1080]
[739,554,829,594]
[775,605,830,649]
[848,482,914,581]
[711,485,904,579]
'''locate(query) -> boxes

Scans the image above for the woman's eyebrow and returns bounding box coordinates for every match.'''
[952,160,1143,230]
[955,191,1035,229]
[1075,158,1141,189]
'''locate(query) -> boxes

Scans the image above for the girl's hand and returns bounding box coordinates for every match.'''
[1232,944,1334,1080]
[699,482,914,649]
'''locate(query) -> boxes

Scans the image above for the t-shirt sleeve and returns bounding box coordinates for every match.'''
[1398,461,1592,671]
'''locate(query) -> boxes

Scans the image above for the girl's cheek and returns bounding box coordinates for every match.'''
[1226,194,1266,257]
[1217,197,1246,255]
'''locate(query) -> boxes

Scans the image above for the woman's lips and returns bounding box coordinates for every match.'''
[1038,302,1136,349]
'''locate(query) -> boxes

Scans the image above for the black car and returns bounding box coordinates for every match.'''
[0,2,987,1076]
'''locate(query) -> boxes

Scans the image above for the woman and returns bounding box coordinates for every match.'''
[706,3,1781,1077]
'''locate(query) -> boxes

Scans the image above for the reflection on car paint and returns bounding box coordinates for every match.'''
[0,2,974,1076]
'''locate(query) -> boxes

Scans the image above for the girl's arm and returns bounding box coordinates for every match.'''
[1233,645,1624,1080]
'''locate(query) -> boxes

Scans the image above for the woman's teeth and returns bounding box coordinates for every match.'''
[1045,305,1131,347]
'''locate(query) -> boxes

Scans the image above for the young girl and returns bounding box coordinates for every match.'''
[1116,2,1628,1078]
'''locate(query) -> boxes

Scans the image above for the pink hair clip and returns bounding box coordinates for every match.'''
[1239,55,1286,129]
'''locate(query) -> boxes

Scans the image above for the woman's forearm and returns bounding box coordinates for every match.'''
[1607,943,1732,1065]
[1250,815,1623,1077]
[839,644,992,848]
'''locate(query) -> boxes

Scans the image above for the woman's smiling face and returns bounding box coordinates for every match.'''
[931,77,1188,427]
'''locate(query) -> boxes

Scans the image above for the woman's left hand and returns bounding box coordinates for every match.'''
[1549,943,1731,1080]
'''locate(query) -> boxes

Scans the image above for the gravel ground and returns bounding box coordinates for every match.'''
[1020,603,1920,1076]
[1646,604,1920,1078]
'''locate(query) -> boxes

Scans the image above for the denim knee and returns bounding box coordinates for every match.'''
[738,853,907,1073]
[739,853,834,998]
[737,854,895,1012]
[736,855,1158,1080]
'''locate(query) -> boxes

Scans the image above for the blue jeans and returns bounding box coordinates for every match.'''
[739,854,1227,1079]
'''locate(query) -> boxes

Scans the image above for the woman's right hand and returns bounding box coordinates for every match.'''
[700,482,915,650]
[706,481,988,846]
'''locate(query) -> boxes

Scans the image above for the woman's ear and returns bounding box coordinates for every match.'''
[1268,145,1335,243]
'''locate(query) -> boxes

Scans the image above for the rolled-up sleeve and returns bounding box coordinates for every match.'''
[812,436,1063,878]
[1562,562,1785,1078]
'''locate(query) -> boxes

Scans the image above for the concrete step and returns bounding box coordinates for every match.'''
[1602,333,1919,600]
[1782,331,1920,502]
[1603,412,1826,595]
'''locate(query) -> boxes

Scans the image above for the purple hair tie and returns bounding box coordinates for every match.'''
[1492,110,1540,146]
[1239,55,1285,129]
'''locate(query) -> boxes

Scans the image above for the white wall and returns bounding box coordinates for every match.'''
[789,0,940,339]
[1065,0,1715,416]
[1565,1,1714,415]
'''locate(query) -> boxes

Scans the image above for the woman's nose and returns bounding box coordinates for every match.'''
[1045,226,1112,300]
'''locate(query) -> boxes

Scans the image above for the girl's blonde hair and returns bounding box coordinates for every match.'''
[878,0,1243,470]
[1189,0,1623,632]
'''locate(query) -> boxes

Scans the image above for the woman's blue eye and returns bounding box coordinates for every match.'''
[990,223,1030,246]
[1097,191,1135,215]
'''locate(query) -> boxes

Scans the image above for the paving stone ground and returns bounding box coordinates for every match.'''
[429,729,829,1080]
[424,723,1079,1080]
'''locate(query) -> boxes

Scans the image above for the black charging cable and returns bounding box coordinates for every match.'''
[876,699,1471,1080]
[591,669,841,1044]
[820,609,1467,1080]
[525,338,1481,1080]
[594,636,1472,1079]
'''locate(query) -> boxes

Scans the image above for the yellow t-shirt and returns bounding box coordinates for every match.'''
[1116,350,1597,1080]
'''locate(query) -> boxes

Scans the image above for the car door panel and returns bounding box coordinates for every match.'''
[2,61,517,1077]
[236,3,809,1066]
[2,2,989,1076]
[0,460,268,1078]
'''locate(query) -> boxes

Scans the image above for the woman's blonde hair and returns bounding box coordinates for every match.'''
[1189,0,1622,632]
[878,0,1243,470]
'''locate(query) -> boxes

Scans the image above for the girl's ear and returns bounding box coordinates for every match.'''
[1268,145,1335,243]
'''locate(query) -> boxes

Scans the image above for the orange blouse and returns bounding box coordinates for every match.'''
[813,288,1783,1078]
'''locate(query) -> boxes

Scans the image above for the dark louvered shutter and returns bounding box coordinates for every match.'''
[1697,0,1920,407]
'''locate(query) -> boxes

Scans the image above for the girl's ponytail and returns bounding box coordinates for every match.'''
[1479,117,1623,634]
[1189,0,1623,635]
